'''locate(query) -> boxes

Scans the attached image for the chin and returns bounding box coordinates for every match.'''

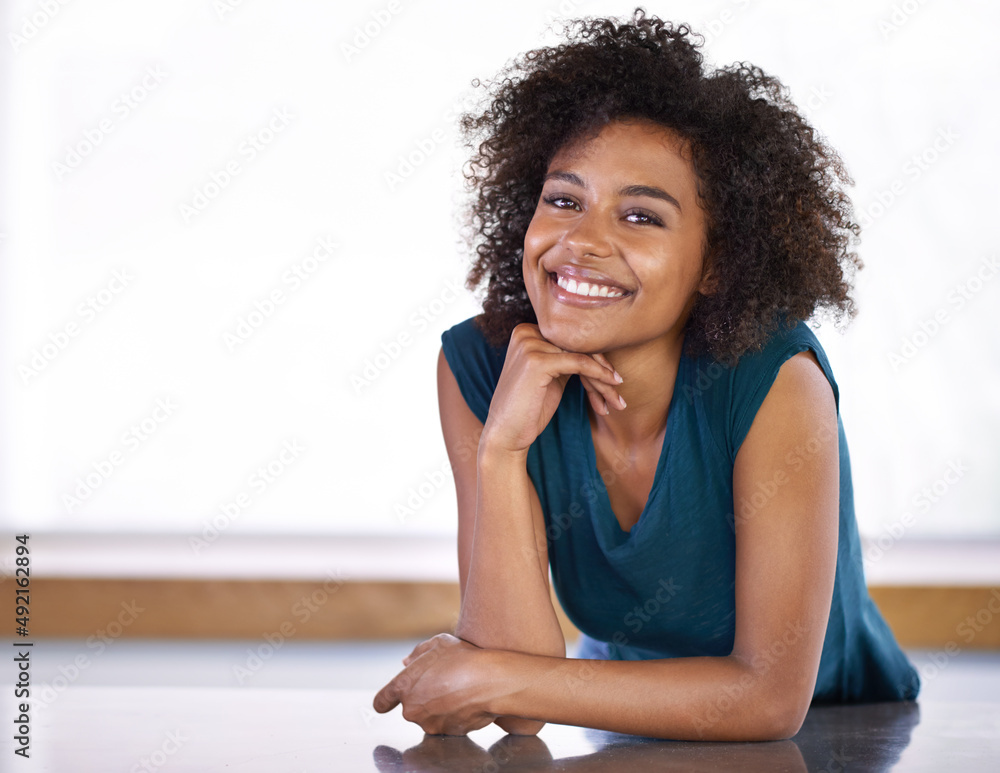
[537,319,607,354]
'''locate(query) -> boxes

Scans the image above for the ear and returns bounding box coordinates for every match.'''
[698,254,719,296]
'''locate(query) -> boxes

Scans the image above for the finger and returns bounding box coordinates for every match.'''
[402,637,438,666]
[372,744,404,772]
[590,352,622,384]
[578,377,610,415]
[373,681,402,714]
[580,374,626,413]
[557,351,621,386]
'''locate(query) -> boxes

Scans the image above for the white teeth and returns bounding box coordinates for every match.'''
[556,273,625,299]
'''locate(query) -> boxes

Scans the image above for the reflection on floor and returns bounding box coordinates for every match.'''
[30,640,1000,701]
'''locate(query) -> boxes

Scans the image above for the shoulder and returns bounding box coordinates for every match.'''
[440,316,509,425]
[686,321,840,460]
[735,322,838,402]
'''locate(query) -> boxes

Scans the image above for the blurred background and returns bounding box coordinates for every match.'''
[3,0,998,544]
[0,0,998,716]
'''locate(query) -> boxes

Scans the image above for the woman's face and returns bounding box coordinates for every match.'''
[522,119,712,356]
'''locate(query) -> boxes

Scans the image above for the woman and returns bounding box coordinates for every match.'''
[373,10,918,741]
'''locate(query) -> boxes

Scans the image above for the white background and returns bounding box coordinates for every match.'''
[1,0,997,543]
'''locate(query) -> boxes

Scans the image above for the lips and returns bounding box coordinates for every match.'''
[556,274,625,298]
[547,265,631,305]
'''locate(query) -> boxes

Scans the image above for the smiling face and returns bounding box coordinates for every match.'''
[522,119,713,356]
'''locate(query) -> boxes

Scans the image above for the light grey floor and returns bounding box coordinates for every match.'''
[26,639,1000,702]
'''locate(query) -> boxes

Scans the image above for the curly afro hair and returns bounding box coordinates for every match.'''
[460,8,861,361]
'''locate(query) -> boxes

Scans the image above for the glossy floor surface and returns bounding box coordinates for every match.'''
[3,687,998,771]
[6,640,1000,771]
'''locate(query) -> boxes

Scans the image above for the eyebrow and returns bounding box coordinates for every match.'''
[544,171,683,213]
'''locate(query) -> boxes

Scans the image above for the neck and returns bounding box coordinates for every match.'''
[591,332,685,448]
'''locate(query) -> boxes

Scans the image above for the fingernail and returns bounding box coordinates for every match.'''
[619,395,627,409]
[614,371,623,384]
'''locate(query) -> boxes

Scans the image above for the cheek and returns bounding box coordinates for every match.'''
[522,216,546,261]
[634,256,703,304]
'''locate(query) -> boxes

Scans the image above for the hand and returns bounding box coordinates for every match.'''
[483,323,625,455]
[373,734,553,772]
[373,634,498,736]
[372,736,494,772]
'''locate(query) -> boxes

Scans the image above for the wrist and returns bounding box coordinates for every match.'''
[480,648,522,717]
[484,652,550,735]
[477,430,530,469]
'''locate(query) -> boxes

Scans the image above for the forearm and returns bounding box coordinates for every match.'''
[486,650,810,742]
[456,445,565,658]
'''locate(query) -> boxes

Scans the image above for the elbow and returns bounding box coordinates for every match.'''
[496,716,546,736]
[454,605,486,646]
[747,689,810,742]
[752,707,806,742]
[722,654,813,741]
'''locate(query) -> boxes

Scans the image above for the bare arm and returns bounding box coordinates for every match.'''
[439,325,627,734]
[376,351,839,740]
[488,351,839,739]
[438,346,564,656]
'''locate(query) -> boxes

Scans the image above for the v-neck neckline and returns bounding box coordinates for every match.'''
[575,355,687,549]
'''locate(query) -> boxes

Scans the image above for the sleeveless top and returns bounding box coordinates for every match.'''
[442,316,919,702]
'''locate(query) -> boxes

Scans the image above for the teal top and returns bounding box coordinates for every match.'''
[442,316,919,703]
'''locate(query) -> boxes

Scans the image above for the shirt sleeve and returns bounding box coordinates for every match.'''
[440,316,508,425]
[727,322,841,458]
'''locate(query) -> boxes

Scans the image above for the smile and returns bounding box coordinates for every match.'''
[555,274,626,298]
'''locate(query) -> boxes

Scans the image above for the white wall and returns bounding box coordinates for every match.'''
[1,0,997,541]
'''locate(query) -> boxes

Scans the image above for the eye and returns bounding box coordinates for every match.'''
[624,209,664,227]
[542,194,580,211]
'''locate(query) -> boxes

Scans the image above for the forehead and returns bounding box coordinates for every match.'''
[547,120,698,191]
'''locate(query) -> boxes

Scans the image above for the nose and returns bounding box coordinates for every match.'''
[564,208,613,259]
